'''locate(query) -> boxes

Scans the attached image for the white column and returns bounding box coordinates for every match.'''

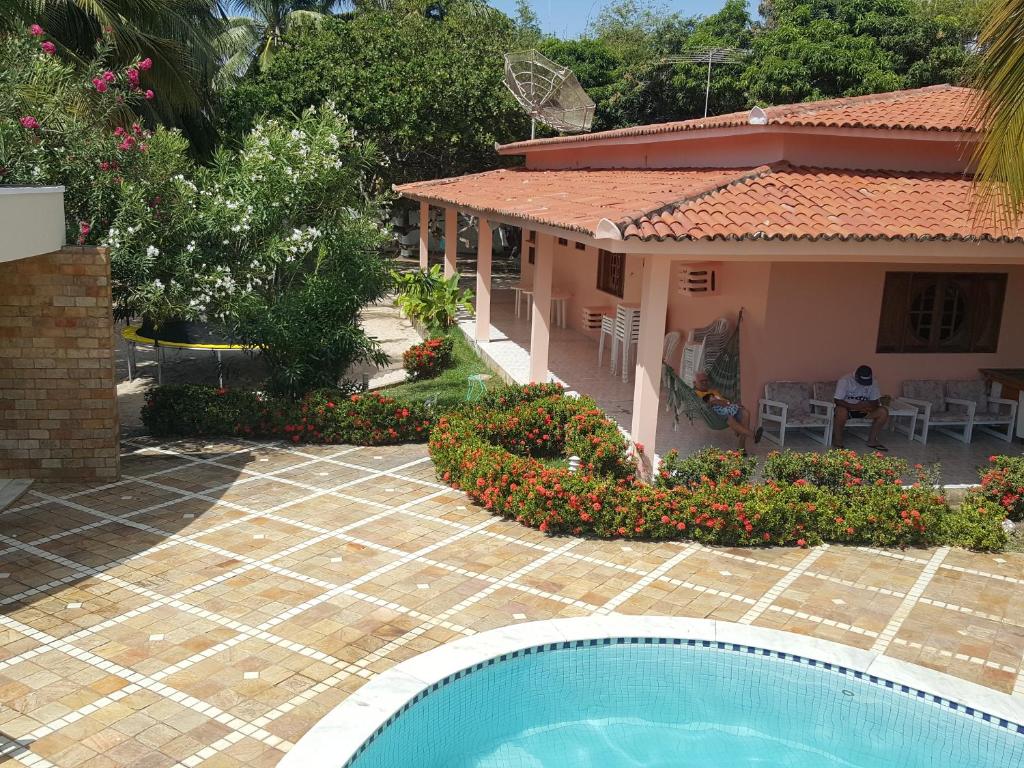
[444,207,457,278]
[529,232,554,383]
[475,218,492,342]
[418,200,429,271]
[631,256,671,476]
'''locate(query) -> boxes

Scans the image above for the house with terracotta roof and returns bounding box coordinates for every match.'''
[396,85,1024,471]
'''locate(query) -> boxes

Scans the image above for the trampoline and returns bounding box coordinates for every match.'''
[122,325,257,387]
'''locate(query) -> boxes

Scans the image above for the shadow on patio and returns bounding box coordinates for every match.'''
[462,287,1016,485]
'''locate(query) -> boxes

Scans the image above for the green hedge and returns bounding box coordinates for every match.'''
[142,384,432,445]
[140,382,1010,550]
[429,387,1008,550]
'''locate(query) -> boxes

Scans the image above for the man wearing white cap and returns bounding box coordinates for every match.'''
[832,365,890,451]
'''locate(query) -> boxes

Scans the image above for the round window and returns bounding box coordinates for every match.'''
[909,282,966,343]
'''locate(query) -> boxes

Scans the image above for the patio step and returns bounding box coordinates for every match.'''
[0,479,31,512]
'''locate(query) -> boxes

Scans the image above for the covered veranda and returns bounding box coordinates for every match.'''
[395,166,1024,482]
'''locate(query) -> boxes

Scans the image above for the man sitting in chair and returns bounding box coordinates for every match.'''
[833,365,890,451]
[694,372,763,452]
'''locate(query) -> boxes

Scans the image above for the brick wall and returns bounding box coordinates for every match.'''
[0,246,119,481]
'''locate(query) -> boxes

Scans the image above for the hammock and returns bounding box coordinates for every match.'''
[662,312,742,431]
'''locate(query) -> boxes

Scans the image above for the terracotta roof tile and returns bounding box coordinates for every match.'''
[396,165,1022,245]
[395,167,752,235]
[623,166,1021,243]
[498,85,980,154]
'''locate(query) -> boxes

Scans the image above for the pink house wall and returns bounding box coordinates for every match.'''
[539,252,1023,415]
[754,262,1024,403]
[521,132,972,174]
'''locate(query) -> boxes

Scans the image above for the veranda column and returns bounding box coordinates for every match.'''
[444,206,458,278]
[631,256,671,476]
[418,200,429,271]
[475,218,492,342]
[528,232,554,383]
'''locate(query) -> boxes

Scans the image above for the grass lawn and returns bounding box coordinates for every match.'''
[381,331,495,407]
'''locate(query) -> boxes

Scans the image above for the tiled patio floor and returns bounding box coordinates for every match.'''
[2,438,1023,767]
[460,290,1022,484]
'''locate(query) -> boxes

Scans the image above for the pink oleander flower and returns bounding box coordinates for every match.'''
[79,221,90,236]
[19,115,39,130]
[113,126,125,137]
[131,123,142,134]
[144,89,154,100]
[92,78,108,93]
[139,57,152,71]
[99,161,110,171]
[126,68,139,87]
[102,70,116,83]
[29,24,44,37]
[40,41,56,55]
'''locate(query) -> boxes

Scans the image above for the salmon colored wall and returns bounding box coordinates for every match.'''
[521,132,972,174]
[549,241,644,333]
[754,262,1024,403]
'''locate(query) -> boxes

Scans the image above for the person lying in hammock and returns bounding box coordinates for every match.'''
[694,372,763,452]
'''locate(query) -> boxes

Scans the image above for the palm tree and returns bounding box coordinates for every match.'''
[215,0,341,84]
[973,0,1024,223]
[0,0,223,119]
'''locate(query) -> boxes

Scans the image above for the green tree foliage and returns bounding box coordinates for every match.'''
[744,0,981,104]
[218,0,528,186]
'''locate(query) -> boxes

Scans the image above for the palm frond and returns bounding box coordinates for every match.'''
[973,0,1024,225]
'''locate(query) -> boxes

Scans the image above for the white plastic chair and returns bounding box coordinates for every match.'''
[681,317,729,386]
[597,314,615,369]
[613,304,642,382]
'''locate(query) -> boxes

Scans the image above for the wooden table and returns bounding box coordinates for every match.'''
[980,368,1024,439]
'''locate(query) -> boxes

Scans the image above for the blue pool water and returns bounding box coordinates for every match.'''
[348,640,1024,768]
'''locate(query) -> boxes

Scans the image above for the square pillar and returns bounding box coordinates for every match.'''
[475,218,492,342]
[444,206,458,278]
[529,232,554,383]
[630,256,671,476]
[418,201,429,271]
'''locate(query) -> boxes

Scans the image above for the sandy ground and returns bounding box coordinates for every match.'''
[116,297,422,434]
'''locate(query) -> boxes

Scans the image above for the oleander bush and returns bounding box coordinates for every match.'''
[403,337,453,380]
[978,455,1024,521]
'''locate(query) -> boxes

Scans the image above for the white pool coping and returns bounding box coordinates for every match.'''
[280,616,1024,768]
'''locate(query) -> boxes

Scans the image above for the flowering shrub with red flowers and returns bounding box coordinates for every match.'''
[763,449,909,490]
[429,387,1008,550]
[656,447,756,489]
[403,337,453,379]
[978,455,1024,521]
[142,384,430,446]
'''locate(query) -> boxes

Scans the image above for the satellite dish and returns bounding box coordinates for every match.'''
[503,50,595,139]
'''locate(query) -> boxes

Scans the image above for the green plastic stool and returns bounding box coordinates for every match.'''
[465,373,492,401]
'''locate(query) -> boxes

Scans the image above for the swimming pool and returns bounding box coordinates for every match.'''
[281,618,1024,768]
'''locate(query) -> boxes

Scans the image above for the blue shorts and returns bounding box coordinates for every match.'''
[712,403,740,418]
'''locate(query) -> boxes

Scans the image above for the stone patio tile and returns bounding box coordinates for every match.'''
[358,560,492,614]
[37,521,167,570]
[69,604,238,675]
[424,535,544,578]
[942,547,1024,581]
[773,573,902,634]
[0,549,81,600]
[890,601,1024,676]
[566,538,685,571]
[178,569,326,627]
[341,477,446,509]
[343,512,475,554]
[127,498,250,536]
[101,540,238,594]
[190,516,315,559]
[213,478,317,513]
[447,585,590,631]
[5,581,151,638]
[267,495,385,532]
[335,443,433,472]
[143,462,250,494]
[751,608,877,650]
[268,459,369,487]
[0,502,104,542]
[271,537,404,583]
[802,546,926,594]
[519,553,638,606]
[659,548,782,601]
[922,567,1022,623]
